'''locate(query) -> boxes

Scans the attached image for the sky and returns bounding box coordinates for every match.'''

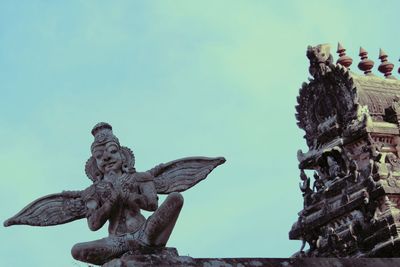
[1,1,400,266]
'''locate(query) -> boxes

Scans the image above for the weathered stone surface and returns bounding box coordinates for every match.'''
[291,44,400,257]
[102,247,191,267]
[4,122,225,265]
[103,257,400,267]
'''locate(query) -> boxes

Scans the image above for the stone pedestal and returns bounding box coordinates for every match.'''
[102,247,192,267]
[103,255,400,267]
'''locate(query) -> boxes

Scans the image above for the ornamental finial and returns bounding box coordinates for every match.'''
[336,42,353,69]
[378,48,395,79]
[358,47,374,75]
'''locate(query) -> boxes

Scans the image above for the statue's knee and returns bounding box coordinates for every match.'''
[71,243,85,261]
[168,192,184,208]
[71,243,103,264]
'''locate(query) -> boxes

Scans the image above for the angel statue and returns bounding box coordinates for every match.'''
[4,122,225,266]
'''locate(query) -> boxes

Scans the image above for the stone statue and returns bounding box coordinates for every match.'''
[299,169,312,207]
[348,159,360,183]
[306,44,333,78]
[4,122,225,266]
[326,155,343,179]
[312,172,325,192]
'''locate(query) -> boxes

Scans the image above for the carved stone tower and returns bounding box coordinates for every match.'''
[290,43,400,257]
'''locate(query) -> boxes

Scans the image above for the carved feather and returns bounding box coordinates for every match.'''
[148,156,226,194]
[4,190,86,227]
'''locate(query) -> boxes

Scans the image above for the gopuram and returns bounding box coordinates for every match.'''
[4,122,225,266]
[290,43,400,257]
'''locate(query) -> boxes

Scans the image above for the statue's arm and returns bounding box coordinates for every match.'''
[135,172,158,211]
[86,201,111,231]
[86,185,118,231]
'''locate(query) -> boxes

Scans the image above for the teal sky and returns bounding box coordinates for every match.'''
[1,1,400,266]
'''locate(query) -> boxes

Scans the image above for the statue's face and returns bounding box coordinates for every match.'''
[92,141,123,174]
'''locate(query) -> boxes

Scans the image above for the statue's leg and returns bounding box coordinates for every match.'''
[71,235,129,265]
[140,192,184,247]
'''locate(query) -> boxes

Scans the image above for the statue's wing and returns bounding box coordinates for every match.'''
[148,156,225,194]
[4,190,87,227]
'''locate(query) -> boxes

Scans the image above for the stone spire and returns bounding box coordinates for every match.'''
[378,48,395,79]
[336,42,353,69]
[358,47,374,75]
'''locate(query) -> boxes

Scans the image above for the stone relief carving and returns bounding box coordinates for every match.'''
[291,44,400,258]
[306,44,334,79]
[299,169,313,207]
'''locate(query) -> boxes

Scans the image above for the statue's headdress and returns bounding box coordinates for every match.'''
[85,122,135,182]
[90,122,120,152]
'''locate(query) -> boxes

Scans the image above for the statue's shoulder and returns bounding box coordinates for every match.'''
[82,183,97,196]
[132,171,154,182]
[81,183,102,202]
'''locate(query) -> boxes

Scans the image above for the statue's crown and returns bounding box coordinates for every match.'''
[90,122,119,151]
[91,122,112,136]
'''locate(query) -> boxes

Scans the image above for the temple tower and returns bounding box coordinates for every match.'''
[290,43,400,257]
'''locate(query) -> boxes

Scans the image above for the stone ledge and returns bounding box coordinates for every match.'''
[103,257,400,267]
